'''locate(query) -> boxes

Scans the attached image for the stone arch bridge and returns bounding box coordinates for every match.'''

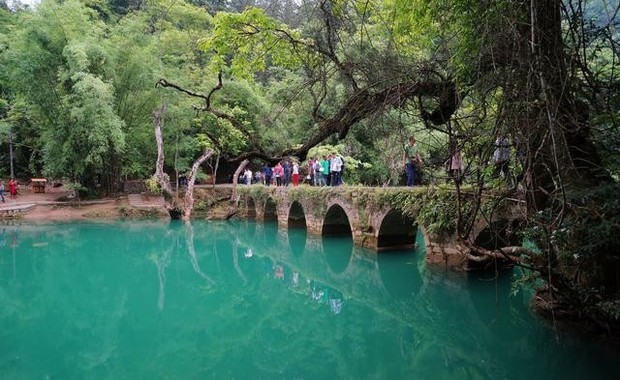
[236,186,524,269]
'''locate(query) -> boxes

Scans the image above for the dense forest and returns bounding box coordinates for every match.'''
[1,0,620,338]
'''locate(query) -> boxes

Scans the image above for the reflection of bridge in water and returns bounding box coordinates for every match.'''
[225,219,522,366]
[232,220,429,324]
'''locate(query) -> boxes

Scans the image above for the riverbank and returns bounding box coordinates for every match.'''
[531,286,620,352]
[0,185,168,221]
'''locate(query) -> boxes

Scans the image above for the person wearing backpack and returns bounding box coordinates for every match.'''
[313,158,325,186]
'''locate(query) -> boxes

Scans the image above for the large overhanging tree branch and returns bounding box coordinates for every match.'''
[179,6,461,164]
[157,75,458,164]
[156,76,269,159]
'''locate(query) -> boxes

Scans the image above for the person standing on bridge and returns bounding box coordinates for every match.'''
[493,135,511,181]
[403,136,423,186]
[330,152,343,186]
[0,181,5,203]
[243,168,252,185]
[274,161,284,186]
[262,163,273,186]
[292,162,300,186]
[320,155,330,186]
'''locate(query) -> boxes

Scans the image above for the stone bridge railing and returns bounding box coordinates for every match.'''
[236,185,524,270]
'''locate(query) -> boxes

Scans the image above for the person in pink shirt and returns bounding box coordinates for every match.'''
[274,162,284,186]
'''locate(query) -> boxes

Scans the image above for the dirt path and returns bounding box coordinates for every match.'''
[0,185,167,222]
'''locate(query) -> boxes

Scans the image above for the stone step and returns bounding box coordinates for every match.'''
[127,194,165,208]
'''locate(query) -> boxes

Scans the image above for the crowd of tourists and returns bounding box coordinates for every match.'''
[237,134,519,188]
[239,152,345,187]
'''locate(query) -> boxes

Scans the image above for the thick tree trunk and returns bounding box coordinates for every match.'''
[219,159,250,220]
[182,149,214,220]
[212,151,220,189]
[154,105,214,220]
[230,159,249,203]
[153,105,184,219]
[153,105,174,201]
[525,0,609,211]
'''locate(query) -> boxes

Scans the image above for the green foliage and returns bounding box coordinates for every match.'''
[239,184,272,204]
[519,182,620,321]
[0,0,220,186]
[145,175,161,195]
[306,144,371,185]
[44,72,126,183]
[199,7,308,79]
[401,189,460,234]
[598,299,620,321]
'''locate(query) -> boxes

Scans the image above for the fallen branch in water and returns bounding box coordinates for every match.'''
[465,243,537,270]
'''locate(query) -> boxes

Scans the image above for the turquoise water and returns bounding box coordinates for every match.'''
[0,220,618,379]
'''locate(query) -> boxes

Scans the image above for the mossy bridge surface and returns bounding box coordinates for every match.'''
[236,185,524,270]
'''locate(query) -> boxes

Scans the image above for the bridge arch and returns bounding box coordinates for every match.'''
[287,201,307,229]
[473,219,523,250]
[263,197,278,221]
[322,200,356,237]
[376,209,418,251]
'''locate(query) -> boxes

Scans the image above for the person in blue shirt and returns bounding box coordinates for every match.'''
[262,163,273,186]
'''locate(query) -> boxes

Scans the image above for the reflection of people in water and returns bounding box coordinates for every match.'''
[244,248,253,258]
[329,289,344,314]
[330,298,343,314]
[310,280,324,302]
[292,272,299,286]
[274,264,284,279]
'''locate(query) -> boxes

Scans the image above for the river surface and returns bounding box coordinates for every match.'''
[0,220,618,379]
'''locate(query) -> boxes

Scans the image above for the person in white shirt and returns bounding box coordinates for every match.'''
[330,152,343,186]
[243,168,252,185]
[292,162,300,186]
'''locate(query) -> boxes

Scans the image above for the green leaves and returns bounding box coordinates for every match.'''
[43,72,125,181]
[199,7,307,79]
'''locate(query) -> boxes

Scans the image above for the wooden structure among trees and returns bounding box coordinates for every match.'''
[30,178,47,193]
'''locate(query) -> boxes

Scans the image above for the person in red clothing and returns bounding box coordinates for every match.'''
[292,162,300,186]
[8,178,17,199]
